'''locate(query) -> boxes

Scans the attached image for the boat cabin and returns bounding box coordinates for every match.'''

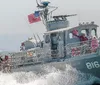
[44,21,99,58]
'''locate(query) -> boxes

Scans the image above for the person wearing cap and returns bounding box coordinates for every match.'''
[79,33,88,43]
[72,31,88,43]
[3,55,11,72]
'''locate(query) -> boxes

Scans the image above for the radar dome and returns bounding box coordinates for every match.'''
[41,0,50,6]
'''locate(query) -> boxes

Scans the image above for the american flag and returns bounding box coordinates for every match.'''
[28,11,41,24]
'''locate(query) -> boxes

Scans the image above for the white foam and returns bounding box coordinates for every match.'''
[0,64,99,85]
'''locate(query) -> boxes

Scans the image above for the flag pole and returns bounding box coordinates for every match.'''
[33,34,38,46]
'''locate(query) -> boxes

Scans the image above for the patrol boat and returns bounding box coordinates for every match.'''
[0,0,100,80]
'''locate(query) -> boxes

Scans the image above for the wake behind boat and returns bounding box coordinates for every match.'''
[0,0,100,83]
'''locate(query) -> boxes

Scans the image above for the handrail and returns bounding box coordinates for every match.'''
[0,38,99,72]
[65,39,99,57]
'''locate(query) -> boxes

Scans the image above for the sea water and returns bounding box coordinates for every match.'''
[0,64,100,85]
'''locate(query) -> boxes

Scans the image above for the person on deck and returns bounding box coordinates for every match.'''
[79,33,88,43]
[2,55,11,72]
[72,29,88,43]
[72,29,78,35]
[91,37,99,52]
[20,43,25,51]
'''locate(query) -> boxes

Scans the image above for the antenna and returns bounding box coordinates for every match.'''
[37,34,41,42]
[36,0,40,7]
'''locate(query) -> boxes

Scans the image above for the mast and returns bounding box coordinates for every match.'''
[36,0,77,31]
[36,0,57,23]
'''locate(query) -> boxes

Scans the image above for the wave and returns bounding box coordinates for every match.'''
[0,64,100,85]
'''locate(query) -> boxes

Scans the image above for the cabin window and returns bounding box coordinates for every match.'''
[91,29,96,37]
[45,35,50,43]
[69,33,73,39]
[51,33,58,44]
[81,30,87,36]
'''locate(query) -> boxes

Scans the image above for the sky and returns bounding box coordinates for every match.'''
[0,0,100,52]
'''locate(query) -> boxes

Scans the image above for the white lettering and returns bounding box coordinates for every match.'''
[86,62,92,69]
[94,61,100,68]
[86,61,100,69]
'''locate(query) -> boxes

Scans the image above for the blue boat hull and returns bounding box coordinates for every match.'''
[64,54,100,78]
[10,53,100,80]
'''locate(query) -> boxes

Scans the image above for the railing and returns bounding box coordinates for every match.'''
[65,40,99,57]
[0,39,99,72]
[0,56,45,73]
